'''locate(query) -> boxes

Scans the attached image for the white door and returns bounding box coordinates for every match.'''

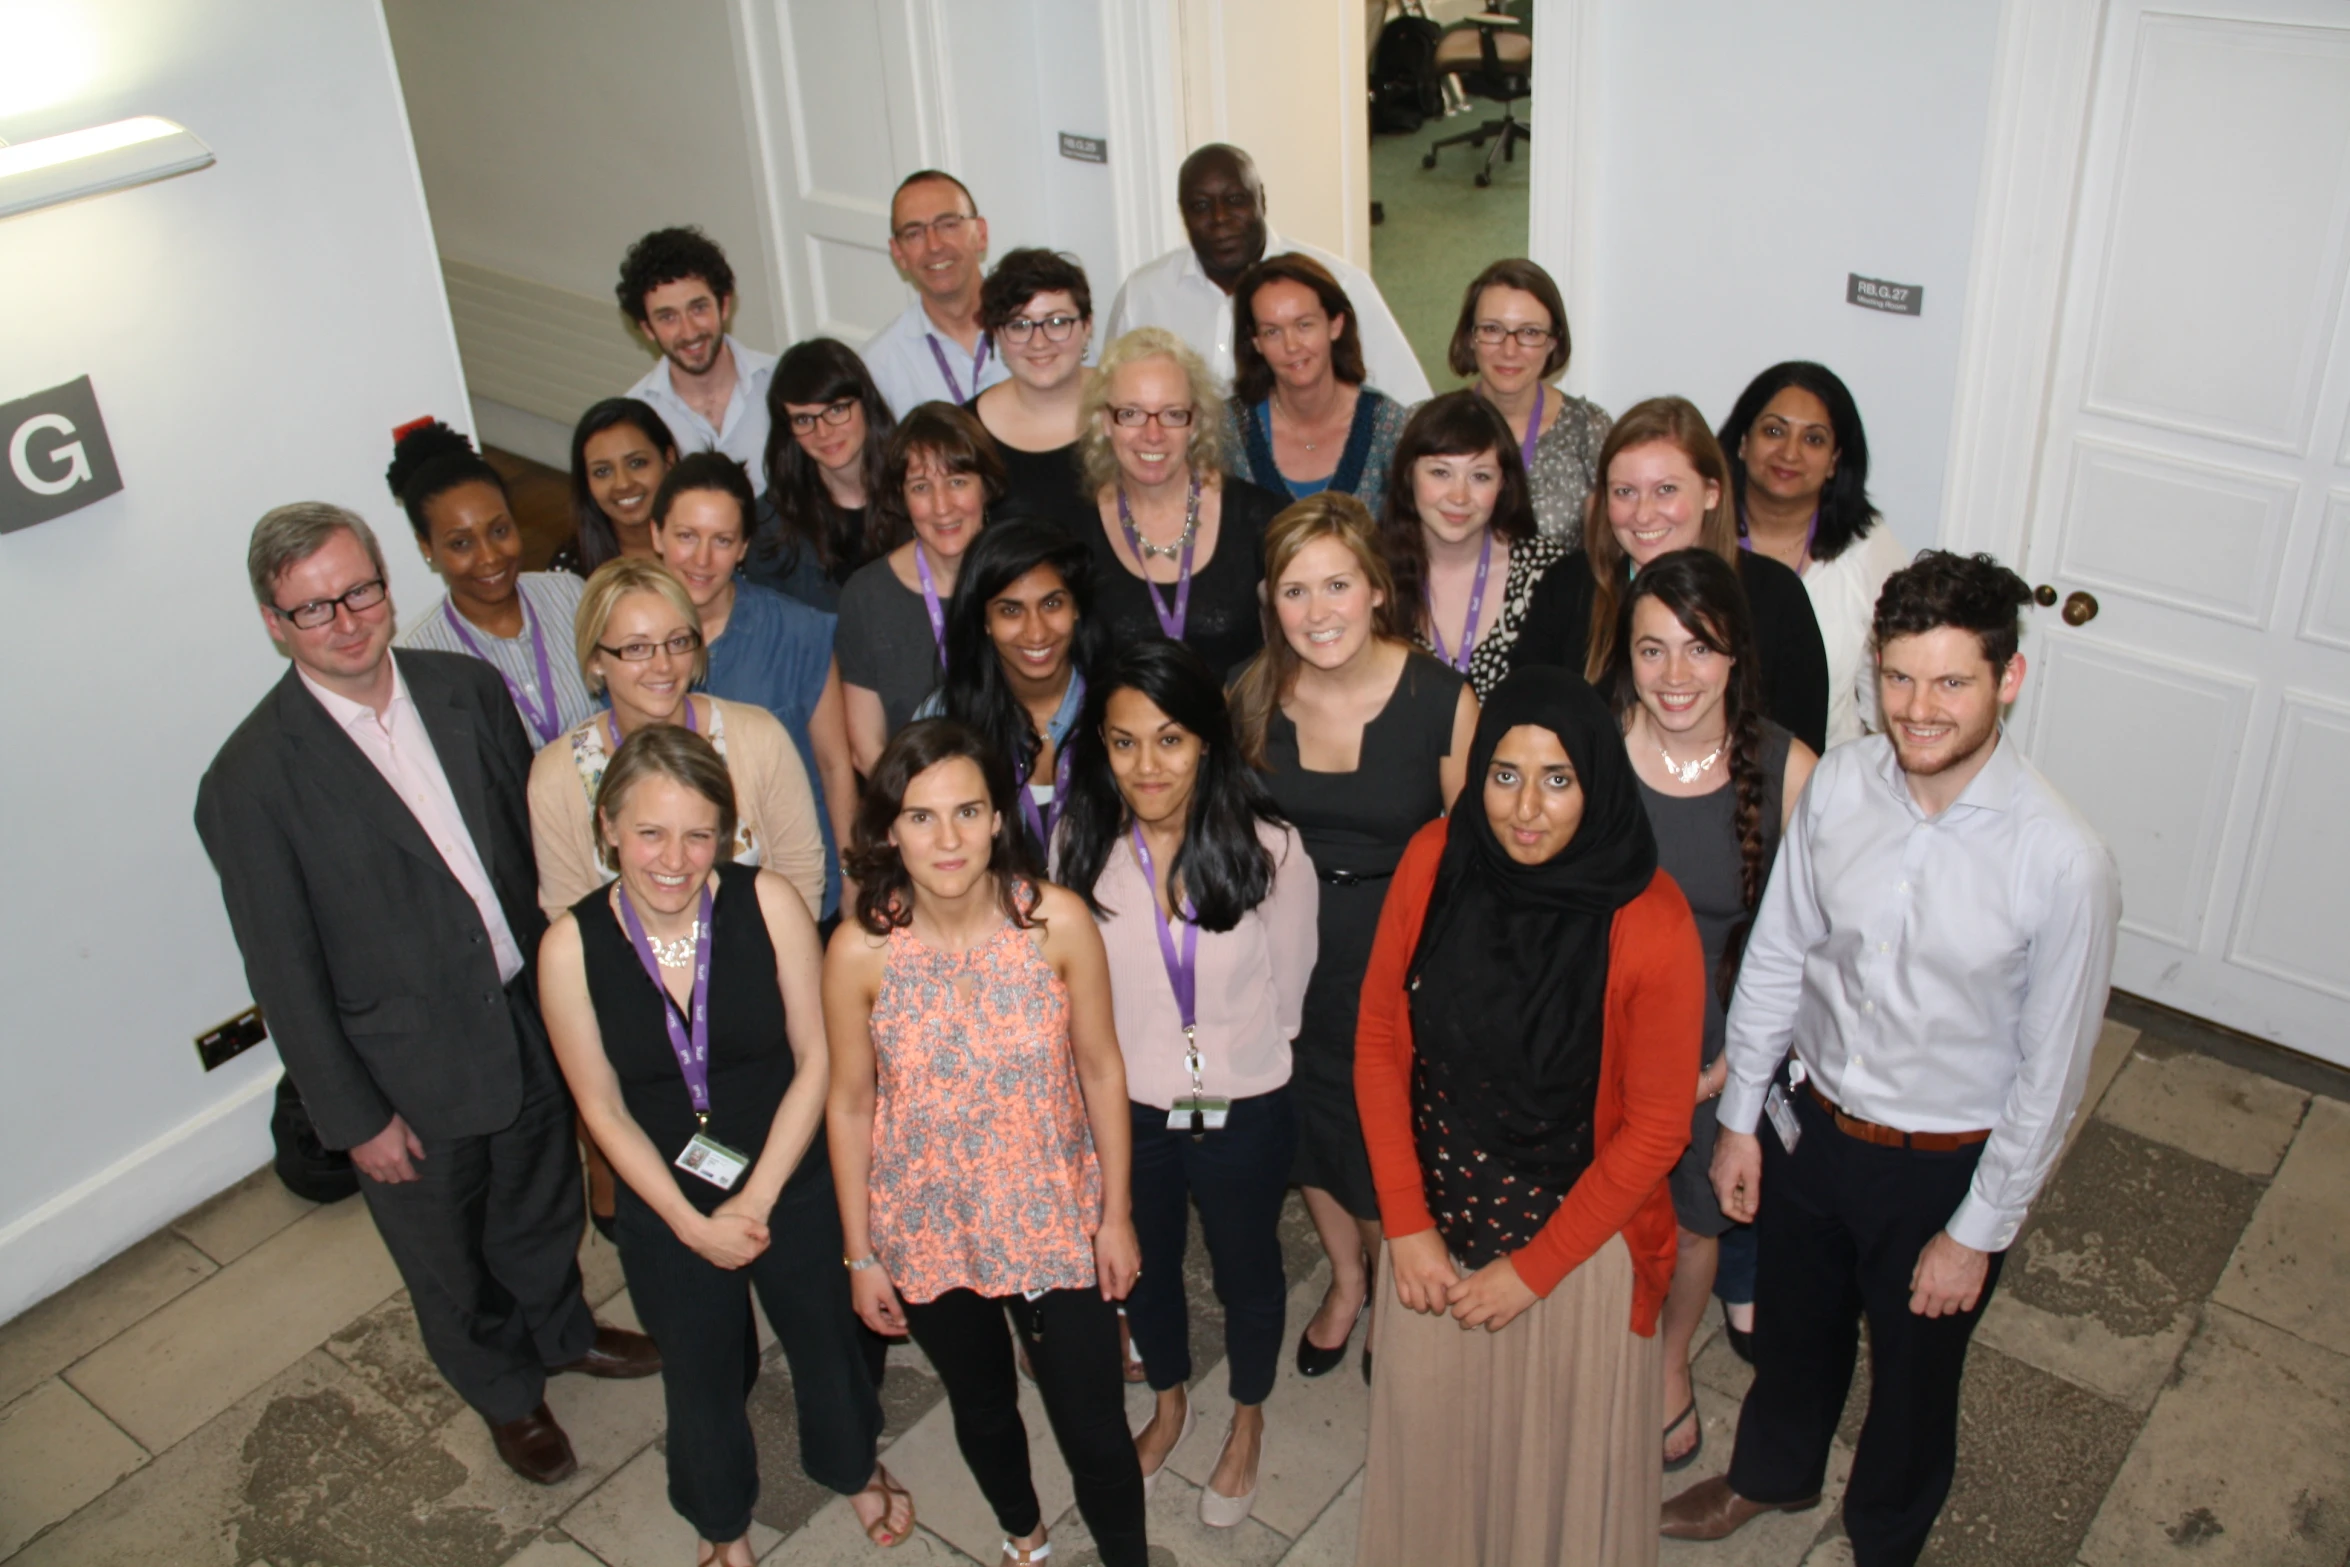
[2010,0,2350,1063]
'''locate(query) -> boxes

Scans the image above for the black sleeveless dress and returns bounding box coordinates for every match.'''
[1261,650,1466,1219]
[575,862,821,1215]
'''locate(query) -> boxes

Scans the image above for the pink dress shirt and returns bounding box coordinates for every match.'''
[300,665,526,983]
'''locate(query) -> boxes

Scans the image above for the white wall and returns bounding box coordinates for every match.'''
[1570,0,2006,547]
[0,0,468,1321]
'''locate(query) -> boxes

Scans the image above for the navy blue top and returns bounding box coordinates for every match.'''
[702,580,842,919]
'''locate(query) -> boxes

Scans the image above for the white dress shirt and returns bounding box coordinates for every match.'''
[625,335,779,494]
[1103,227,1434,403]
[1718,732,2120,1253]
[861,299,1010,419]
[299,663,527,984]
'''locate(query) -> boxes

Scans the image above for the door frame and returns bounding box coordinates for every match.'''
[1527,0,1601,398]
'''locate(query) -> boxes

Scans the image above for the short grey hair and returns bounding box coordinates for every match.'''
[247,502,387,609]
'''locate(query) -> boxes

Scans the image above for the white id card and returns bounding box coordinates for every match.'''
[674,1130,750,1190]
[1168,1096,1231,1132]
[1763,1082,1802,1155]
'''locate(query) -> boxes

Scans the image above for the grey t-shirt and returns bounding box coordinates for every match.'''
[835,555,944,737]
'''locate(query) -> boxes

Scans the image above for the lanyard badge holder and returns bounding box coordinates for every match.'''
[1132,826,1228,1138]
[618,880,751,1189]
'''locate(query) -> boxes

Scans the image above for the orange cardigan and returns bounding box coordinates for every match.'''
[1355,820,1704,1335]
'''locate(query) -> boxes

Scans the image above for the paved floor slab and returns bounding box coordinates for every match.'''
[0,1378,147,1557]
[0,1230,215,1410]
[1049,1462,1293,1566]
[561,1443,783,1566]
[1916,1343,2139,1567]
[744,1347,949,1539]
[2094,1045,2308,1178]
[171,1165,322,1267]
[1658,1380,1850,1567]
[2214,1094,2350,1357]
[869,1363,1078,1564]
[1274,1467,1362,1567]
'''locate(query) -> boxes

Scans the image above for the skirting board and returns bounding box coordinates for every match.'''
[0,1060,282,1324]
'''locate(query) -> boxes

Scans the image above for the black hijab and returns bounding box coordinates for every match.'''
[1406,665,1658,1185]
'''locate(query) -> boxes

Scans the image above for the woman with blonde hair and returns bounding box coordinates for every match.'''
[1231,493,1477,1382]
[1507,396,1829,754]
[1080,327,1286,678]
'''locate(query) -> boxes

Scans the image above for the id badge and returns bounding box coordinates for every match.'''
[1763,1082,1802,1155]
[1168,1096,1231,1132]
[674,1130,750,1190]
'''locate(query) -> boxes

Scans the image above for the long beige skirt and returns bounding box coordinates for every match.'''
[1356,1230,1663,1567]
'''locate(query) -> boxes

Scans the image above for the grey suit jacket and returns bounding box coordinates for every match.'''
[195,650,551,1149]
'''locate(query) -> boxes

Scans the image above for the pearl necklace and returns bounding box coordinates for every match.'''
[1659,741,1724,785]
[647,920,702,969]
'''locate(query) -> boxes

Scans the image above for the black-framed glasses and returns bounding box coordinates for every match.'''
[787,398,859,434]
[272,578,387,630]
[1474,321,1556,349]
[892,212,972,247]
[1109,405,1195,429]
[594,629,703,662]
[1001,313,1083,345]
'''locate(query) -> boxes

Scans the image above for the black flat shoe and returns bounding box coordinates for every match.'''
[1294,1325,1348,1378]
[590,1208,617,1243]
[1724,1323,1754,1365]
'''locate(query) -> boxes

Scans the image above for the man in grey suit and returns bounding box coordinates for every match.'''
[196,502,658,1485]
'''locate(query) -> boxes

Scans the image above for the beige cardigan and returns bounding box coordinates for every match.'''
[527,695,827,923]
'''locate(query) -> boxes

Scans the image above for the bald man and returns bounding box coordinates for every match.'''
[1104,144,1430,401]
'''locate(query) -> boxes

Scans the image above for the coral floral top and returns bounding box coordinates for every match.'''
[1356,820,1703,1335]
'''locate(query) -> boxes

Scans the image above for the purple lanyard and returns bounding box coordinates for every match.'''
[925,332,991,404]
[606,694,697,752]
[1116,476,1202,640]
[1424,528,1494,673]
[1520,380,1545,473]
[617,880,716,1121]
[913,547,949,668]
[442,593,561,747]
[1017,672,1083,848]
[1737,506,1820,569]
[1128,825,1199,1035]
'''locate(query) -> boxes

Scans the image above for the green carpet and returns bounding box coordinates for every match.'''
[1369,104,1531,393]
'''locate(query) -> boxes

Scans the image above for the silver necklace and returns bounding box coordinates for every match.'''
[1659,740,1724,785]
[648,920,702,969]
[1120,481,1202,561]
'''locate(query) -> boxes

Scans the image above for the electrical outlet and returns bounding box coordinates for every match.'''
[196,1006,267,1071]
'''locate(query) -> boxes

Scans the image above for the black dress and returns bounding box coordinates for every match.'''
[961,395,1095,545]
[1260,651,1466,1219]
[1086,477,1286,679]
[1509,550,1831,755]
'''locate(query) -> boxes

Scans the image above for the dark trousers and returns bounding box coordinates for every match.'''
[1726,1088,2006,1567]
[900,1286,1147,1567]
[354,983,596,1424]
[616,1162,882,1542]
[1126,1088,1297,1404]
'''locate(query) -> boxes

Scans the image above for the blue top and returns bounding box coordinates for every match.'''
[702,580,842,919]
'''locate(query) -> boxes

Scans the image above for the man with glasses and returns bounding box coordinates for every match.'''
[862,169,1011,419]
[1105,143,1430,402]
[197,504,659,1489]
[618,225,780,494]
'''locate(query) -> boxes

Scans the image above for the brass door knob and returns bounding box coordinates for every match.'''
[2062,590,2100,626]
[2033,584,2058,607]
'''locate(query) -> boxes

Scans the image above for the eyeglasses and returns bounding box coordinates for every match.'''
[595,629,704,662]
[787,398,858,434]
[1474,321,1556,350]
[272,578,387,630]
[1109,405,1195,429]
[1001,313,1082,345]
[892,212,972,247]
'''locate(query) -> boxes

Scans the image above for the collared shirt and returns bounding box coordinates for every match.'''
[299,663,527,983]
[396,572,597,748]
[625,335,779,494]
[1103,227,1433,403]
[1718,731,2120,1253]
[862,299,1010,420]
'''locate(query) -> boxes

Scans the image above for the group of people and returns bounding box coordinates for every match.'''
[195,140,2120,1567]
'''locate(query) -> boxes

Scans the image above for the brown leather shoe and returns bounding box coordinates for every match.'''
[555,1324,662,1379]
[490,1402,578,1485]
[1659,1474,1822,1540]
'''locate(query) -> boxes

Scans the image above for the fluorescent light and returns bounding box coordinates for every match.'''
[0,116,214,220]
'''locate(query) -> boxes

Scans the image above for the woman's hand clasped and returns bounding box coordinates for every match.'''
[1388,1228,1462,1315]
[1446,1255,1539,1333]
[1094,1216,1142,1301]
[687,1203,771,1270]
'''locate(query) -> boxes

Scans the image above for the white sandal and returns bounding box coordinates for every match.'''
[999,1538,1051,1565]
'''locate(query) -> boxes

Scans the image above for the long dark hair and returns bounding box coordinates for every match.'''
[568,399,679,573]
[1376,391,1535,636]
[1605,548,1770,1003]
[937,518,1110,854]
[759,338,896,580]
[1058,639,1289,933]
[1717,361,1879,565]
[844,718,1041,935]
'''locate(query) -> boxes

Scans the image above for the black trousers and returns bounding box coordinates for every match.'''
[1726,1088,2007,1567]
[1126,1088,1296,1404]
[616,1161,882,1542]
[900,1285,1147,1567]
[354,982,596,1424]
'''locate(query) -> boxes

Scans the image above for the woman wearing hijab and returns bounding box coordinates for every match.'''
[1354,666,1703,1567]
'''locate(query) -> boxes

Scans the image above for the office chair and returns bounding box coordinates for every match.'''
[1422,12,1531,188]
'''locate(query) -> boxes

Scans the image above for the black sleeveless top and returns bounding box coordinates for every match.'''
[575,862,816,1213]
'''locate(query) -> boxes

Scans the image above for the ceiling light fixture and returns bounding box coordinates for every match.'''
[0,116,214,221]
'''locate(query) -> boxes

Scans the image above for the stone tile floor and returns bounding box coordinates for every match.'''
[5,1007,2348,1566]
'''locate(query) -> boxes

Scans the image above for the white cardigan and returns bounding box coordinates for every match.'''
[1803,521,1914,750]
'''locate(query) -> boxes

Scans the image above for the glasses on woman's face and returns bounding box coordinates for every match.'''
[1001,313,1083,345]
[786,398,858,434]
[1109,405,1195,429]
[1474,321,1556,350]
[595,629,703,662]
[273,578,388,630]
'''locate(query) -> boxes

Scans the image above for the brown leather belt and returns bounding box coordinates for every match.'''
[1806,1082,1991,1152]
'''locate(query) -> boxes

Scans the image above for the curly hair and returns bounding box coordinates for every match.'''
[1077,328,1231,495]
[1872,550,2028,673]
[979,248,1093,333]
[615,226,735,324]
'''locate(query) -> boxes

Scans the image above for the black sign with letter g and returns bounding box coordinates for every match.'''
[1,376,124,534]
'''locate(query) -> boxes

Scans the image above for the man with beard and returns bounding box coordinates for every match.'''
[1105,143,1430,401]
[1660,551,2119,1567]
[860,169,1010,418]
[618,226,779,493]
